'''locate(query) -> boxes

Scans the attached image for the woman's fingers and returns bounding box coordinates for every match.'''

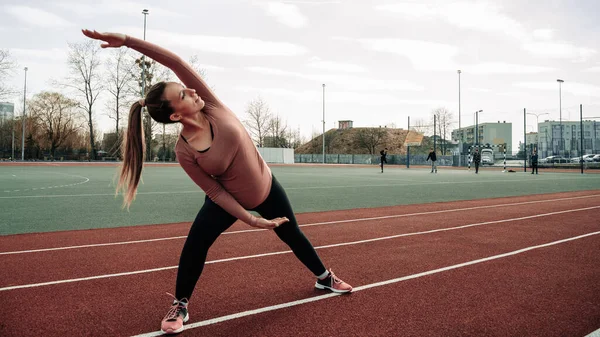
[253,217,290,229]
[82,29,103,41]
[273,217,290,225]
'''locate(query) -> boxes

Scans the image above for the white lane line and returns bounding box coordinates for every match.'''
[130,230,600,337]
[2,193,598,255]
[1,205,598,292]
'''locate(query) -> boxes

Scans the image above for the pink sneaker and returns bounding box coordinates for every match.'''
[161,295,190,335]
[315,269,353,293]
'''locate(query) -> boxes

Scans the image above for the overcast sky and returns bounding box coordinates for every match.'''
[2,0,600,151]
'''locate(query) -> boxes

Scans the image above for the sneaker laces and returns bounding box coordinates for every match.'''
[164,293,188,321]
[329,270,344,284]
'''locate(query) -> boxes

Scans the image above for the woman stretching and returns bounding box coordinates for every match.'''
[82,29,352,334]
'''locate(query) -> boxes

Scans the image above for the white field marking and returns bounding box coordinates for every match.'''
[1,205,598,292]
[0,175,594,198]
[131,230,600,337]
[2,172,90,193]
[2,193,599,256]
[585,328,600,337]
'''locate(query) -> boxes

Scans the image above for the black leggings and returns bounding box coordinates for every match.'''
[175,175,327,300]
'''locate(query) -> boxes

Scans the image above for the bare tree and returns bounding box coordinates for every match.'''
[62,40,104,160]
[28,92,81,159]
[188,55,209,84]
[411,118,432,135]
[0,118,15,158]
[354,127,388,154]
[308,127,321,153]
[105,48,136,136]
[266,114,288,147]
[243,97,272,147]
[285,126,304,149]
[431,107,454,155]
[0,49,17,100]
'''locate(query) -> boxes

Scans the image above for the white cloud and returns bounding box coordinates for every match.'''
[495,91,528,97]
[522,42,597,62]
[342,38,459,71]
[375,2,596,63]
[339,38,559,75]
[467,62,556,74]
[375,2,526,41]
[514,82,600,97]
[246,66,424,91]
[202,65,227,72]
[235,86,316,102]
[281,0,341,3]
[328,92,448,106]
[11,48,69,62]
[306,57,367,73]
[235,86,445,106]
[469,88,492,93]
[4,6,73,28]
[585,66,600,72]
[113,27,309,56]
[260,2,308,28]
[53,1,184,18]
[533,29,554,40]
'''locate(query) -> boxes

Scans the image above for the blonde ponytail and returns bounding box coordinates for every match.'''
[116,102,146,209]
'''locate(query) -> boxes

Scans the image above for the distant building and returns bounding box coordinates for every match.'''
[525,132,538,146]
[537,120,600,158]
[0,102,15,122]
[338,120,353,130]
[520,132,538,155]
[452,121,512,156]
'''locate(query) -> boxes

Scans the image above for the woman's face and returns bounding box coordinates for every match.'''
[162,82,205,121]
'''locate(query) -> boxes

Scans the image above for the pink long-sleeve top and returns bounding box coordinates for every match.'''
[124,36,272,226]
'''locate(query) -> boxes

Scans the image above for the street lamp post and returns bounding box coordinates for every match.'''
[557,79,564,155]
[458,69,462,164]
[524,108,527,172]
[526,112,550,131]
[141,9,149,96]
[457,70,461,133]
[475,110,482,148]
[21,67,27,161]
[322,83,325,164]
[11,123,14,160]
[142,9,149,162]
[526,112,549,157]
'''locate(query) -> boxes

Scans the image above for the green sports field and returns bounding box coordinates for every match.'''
[1,164,599,235]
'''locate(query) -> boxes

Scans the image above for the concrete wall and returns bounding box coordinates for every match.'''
[258,148,295,164]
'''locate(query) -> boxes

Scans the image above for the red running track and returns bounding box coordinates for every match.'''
[0,190,599,337]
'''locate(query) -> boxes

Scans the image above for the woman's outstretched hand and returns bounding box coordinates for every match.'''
[253,217,289,229]
[82,29,126,48]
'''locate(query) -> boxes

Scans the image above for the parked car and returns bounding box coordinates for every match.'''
[571,154,595,163]
[481,148,494,165]
[593,154,600,162]
[543,156,570,163]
